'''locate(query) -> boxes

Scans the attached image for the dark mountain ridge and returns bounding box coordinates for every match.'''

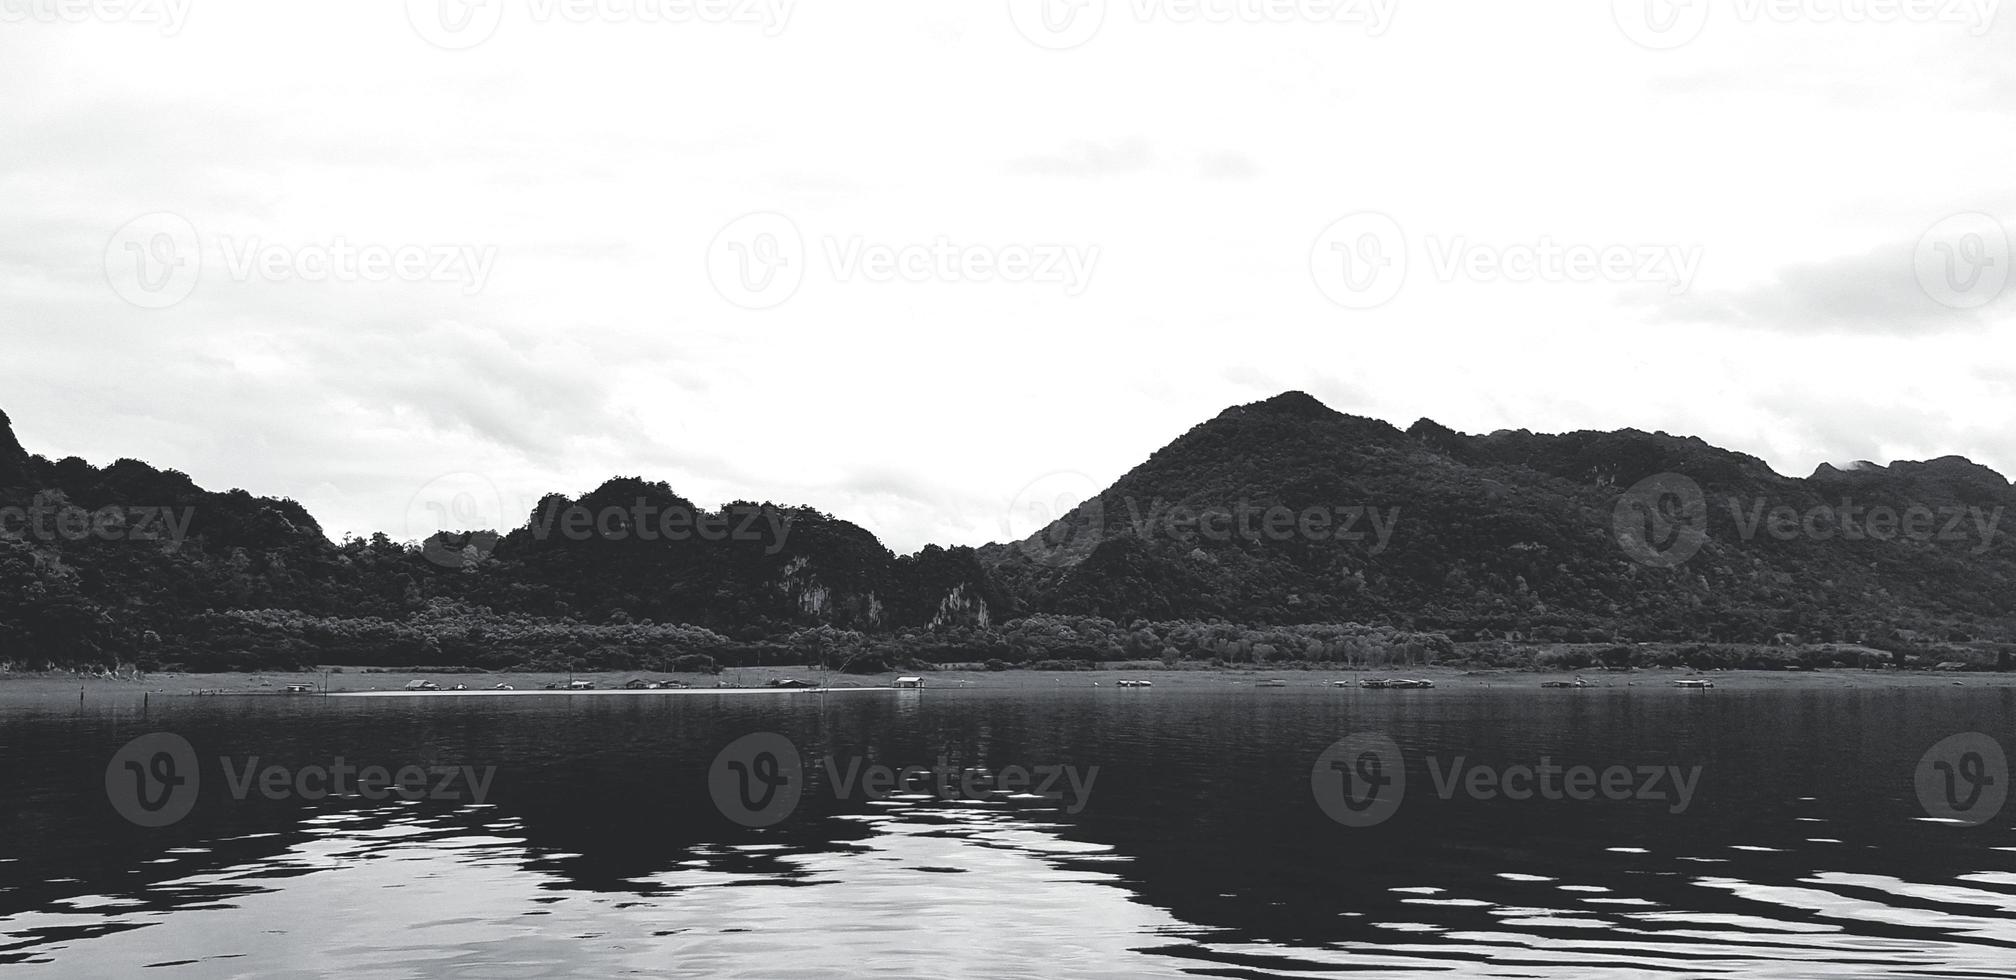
[979,391,2016,643]
[3,394,2012,668]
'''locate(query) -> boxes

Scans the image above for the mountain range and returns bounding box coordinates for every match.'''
[3,393,2013,669]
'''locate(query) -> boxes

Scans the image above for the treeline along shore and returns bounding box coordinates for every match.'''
[9,608,2008,679]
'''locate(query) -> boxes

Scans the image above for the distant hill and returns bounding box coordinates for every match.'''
[3,394,2013,668]
[978,391,2016,645]
[0,409,996,668]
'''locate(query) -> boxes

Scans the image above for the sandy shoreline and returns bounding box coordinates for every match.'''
[325,685,896,699]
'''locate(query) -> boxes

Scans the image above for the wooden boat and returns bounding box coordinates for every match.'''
[1672,678,1714,689]
[1360,678,1392,689]
[1255,679,1288,688]
[1389,678,1435,689]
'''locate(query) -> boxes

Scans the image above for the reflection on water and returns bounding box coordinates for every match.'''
[3,685,2014,977]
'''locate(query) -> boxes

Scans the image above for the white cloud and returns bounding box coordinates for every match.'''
[3,1,2015,553]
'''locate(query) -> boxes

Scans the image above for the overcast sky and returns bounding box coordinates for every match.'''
[5,1,2015,553]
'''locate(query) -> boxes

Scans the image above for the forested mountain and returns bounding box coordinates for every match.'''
[981,392,2016,645]
[3,393,2013,671]
[0,407,998,669]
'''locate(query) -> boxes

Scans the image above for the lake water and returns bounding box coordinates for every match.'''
[4,683,2014,978]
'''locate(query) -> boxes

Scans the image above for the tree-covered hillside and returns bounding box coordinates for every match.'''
[5,394,2014,671]
[980,392,2016,646]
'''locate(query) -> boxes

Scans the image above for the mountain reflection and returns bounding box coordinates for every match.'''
[3,687,2014,977]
